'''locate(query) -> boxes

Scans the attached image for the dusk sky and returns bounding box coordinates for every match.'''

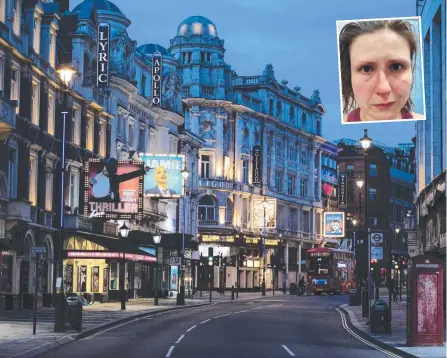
[72,0,420,147]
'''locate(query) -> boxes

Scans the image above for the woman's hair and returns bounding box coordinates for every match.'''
[339,19,418,113]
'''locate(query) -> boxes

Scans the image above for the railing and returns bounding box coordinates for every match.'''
[0,94,17,130]
[30,206,38,223]
[198,220,219,226]
[225,222,233,227]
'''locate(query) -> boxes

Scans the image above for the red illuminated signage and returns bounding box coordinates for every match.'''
[66,251,156,262]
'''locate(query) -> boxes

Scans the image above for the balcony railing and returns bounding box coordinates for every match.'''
[0,93,17,133]
[6,200,31,222]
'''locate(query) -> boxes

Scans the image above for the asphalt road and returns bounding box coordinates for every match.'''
[37,295,395,358]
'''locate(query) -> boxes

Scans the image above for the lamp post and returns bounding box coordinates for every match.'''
[153,235,161,306]
[178,165,189,305]
[352,218,358,254]
[359,129,372,321]
[119,222,130,311]
[54,64,76,333]
[355,178,364,284]
[261,197,268,296]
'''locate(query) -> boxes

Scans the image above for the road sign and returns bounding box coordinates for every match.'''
[184,249,192,259]
[32,247,46,254]
[371,247,383,260]
[371,233,383,246]
[170,257,181,266]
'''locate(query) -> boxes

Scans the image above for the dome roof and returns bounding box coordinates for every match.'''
[138,43,175,59]
[176,16,218,37]
[72,0,124,16]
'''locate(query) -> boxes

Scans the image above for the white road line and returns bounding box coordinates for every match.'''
[335,308,403,358]
[282,345,296,356]
[221,313,231,317]
[186,325,197,332]
[200,319,211,324]
[165,345,175,358]
[236,309,248,313]
[175,335,185,344]
[82,318,141,339]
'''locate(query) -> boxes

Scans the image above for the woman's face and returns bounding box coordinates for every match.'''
[349,28,413,120]
[154,166,168,184]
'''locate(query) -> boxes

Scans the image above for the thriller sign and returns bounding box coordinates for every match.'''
[252,145,262,187]
[339,172,347,209]
[97,22,110,87]
[151,52,162,106]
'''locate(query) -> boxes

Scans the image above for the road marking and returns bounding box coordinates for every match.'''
[175,335,184,344]
[214,315,223,319]
[141,317,153,320]
[282,345,295,356]
[82,318,141,339]
[235,309,248,313]
[165,345,175,357]
[186,325,197,332]
[200,319,211,324]
[221,313,231,317]
[335,308,403,358]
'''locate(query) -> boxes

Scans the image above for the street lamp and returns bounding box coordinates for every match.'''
[119,223,130,311]
[261,197,268,296]
[153,235,161,306]
[54,64,76,333]
[178,165,189,305]
[352,218,357,254]
[359,129,372,321]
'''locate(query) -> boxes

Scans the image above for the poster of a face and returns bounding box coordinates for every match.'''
[85,159,145,219]
[324,212,345,237]
[251,198,277,229]
[170,266,178,291]
[140,154,184,198]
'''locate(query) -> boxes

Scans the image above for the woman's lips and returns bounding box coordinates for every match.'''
[374,102,395,111]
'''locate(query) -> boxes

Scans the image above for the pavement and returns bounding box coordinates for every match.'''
[340,288,447,358]
[0,291,273,358]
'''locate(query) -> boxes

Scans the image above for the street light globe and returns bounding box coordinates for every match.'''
[352,219,358,227]
[395,227,400,234]
[56,64,76,87]
[359,129,372,150]
[181,166,190,180]
[153,235,161,244]
[119,222,130,238]
[356,178,364,189]
[261,197,269,209]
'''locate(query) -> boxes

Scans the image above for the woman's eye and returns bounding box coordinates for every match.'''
[360,65,373,73]
[390,63,403,71]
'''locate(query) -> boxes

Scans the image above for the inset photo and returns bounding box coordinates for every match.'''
[336,17,425,124]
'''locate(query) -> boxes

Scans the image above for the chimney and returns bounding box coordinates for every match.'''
[55,0,70,14]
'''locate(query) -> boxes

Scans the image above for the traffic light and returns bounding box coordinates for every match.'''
[200,254,208,266]
[208,256,213,266]
[230,255,237,267]
[213,255,220,266]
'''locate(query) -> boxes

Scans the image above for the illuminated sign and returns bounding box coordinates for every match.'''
[265,239,279,246]
[139,154,185,198]
[151,52,162,106]
[199,179,233,189]
[323,212,345,238]
[252,145,262,187]
[66,251,156,262]
[84,159,145,220]
[200,235,235,243]
[252,198,277,229]
[338,172,347,209]
[97,22,110,87]
[245,238,260,244]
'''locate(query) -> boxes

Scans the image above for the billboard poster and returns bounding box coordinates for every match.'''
[151,52,162,106]
[338,172,347,208]
[84,158,145,219]
[97,22,110,87]
[323,212,345,238]
[170,266,178,291]
[139,154,184,198]
[322,169,338,185]
[252,198,277,229]
[252,145,262,187]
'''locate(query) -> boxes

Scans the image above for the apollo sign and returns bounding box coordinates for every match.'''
[151,52,162,106]
[97,22,110,87]
[252,145,262,187]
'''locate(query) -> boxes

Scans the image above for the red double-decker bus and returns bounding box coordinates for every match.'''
[306,247,356,295]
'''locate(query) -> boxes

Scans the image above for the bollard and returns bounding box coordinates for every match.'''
[231,286,235,300]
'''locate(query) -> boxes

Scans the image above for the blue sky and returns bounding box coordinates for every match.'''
[72,0,419,147]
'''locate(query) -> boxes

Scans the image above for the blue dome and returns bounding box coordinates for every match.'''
[72,0,124,16]
[176,16,218,37]
[138,44,175,59]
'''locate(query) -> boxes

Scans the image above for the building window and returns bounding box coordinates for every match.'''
[369,188,377,201]
[45,161,53,211]
[13,0,21,35]
[301,112,307,129]
[201,155,210,179]
[72,108,81,145]
[288,147,294,161]
[269,99,274,115]
[86,114,94,151]
[225,198,233,223]
[128,122,134,147]
[274,171,281,191]
[242,160,249,184]
[300,179,308,198]
[369,164,377,177]
[138,128,145,152]
[99,122,106,157]
[287,175,294,195]
[369,217,378,227]
[49,32,56,67]
[33,15,41,54]
[68,171,79,213]
[11,68,19,113]
[32,81,39,125]
[140,75,146,96]
[301,151,307,166]
[29,155,38,206]
[346,164,354,177]
[0,0,5,23]
[289,107,295,123]
[47,92,55,135]
[316,120,321,134]
[198,195,215,221]
[276,142,282,158]
[8,148,17,199]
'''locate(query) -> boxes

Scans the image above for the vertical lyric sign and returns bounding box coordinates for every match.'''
[339,172,347,209]
[152,52,162,106]
[252,145,262,187]
[97,22,110,87]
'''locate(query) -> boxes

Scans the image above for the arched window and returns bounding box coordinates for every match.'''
[141,74,146,96]
[301,112,307,129]
[83,52,90,85]
[276,101,282,117]
[91,58,97,85]
[225,198,233,223]
[198,195,216,221]
[289,106,295,124]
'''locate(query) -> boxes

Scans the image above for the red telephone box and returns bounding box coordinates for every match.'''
[407,255,445,346]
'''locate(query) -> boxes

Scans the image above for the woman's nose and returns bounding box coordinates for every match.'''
[375,71,392,95]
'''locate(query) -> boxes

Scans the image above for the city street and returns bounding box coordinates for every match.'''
[37,295,393,358]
